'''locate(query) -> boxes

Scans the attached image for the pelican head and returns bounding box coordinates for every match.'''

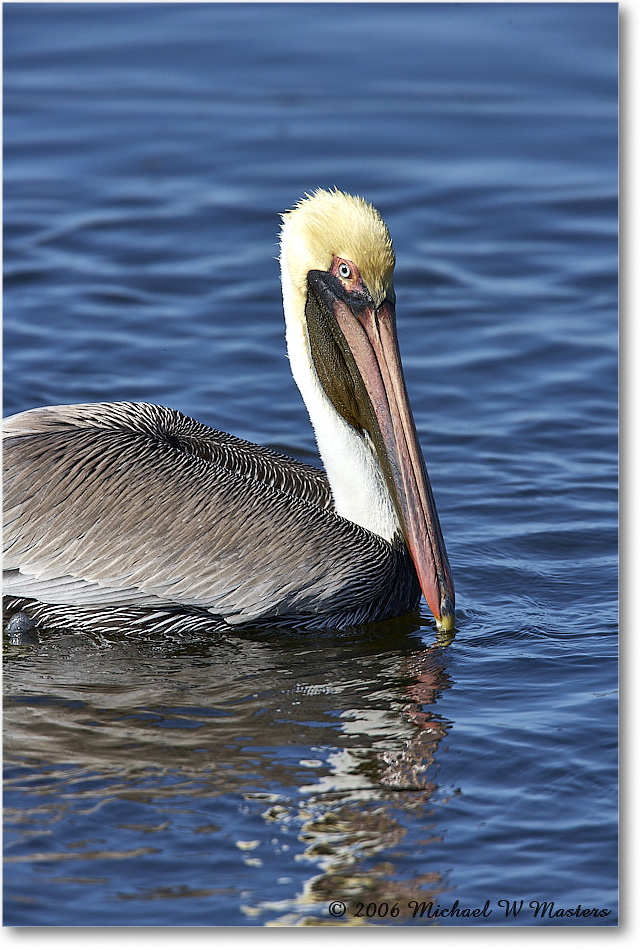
[280,188,455,631]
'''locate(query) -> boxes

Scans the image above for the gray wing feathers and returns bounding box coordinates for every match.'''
[3,403,399,624]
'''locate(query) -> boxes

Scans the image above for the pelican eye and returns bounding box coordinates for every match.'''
[338,262,352,280]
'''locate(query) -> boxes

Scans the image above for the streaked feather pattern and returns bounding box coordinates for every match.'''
[3,402,420,633]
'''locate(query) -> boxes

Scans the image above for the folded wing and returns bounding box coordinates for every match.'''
[3,403,414,626]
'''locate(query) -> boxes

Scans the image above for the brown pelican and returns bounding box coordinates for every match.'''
[3,189,455,636]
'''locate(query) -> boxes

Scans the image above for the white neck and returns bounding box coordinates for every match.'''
[281,282,400,543]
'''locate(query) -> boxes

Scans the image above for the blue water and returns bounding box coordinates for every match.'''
[3,2,618,928]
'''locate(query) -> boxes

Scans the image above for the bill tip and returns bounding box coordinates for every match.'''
[437,596,455,634]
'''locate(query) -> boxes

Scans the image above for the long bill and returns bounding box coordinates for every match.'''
[331,294,456,632]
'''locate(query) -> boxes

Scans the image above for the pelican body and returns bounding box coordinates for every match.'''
[3,190,454,635]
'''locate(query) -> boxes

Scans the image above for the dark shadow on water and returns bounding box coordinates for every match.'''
[4,607,458,924]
